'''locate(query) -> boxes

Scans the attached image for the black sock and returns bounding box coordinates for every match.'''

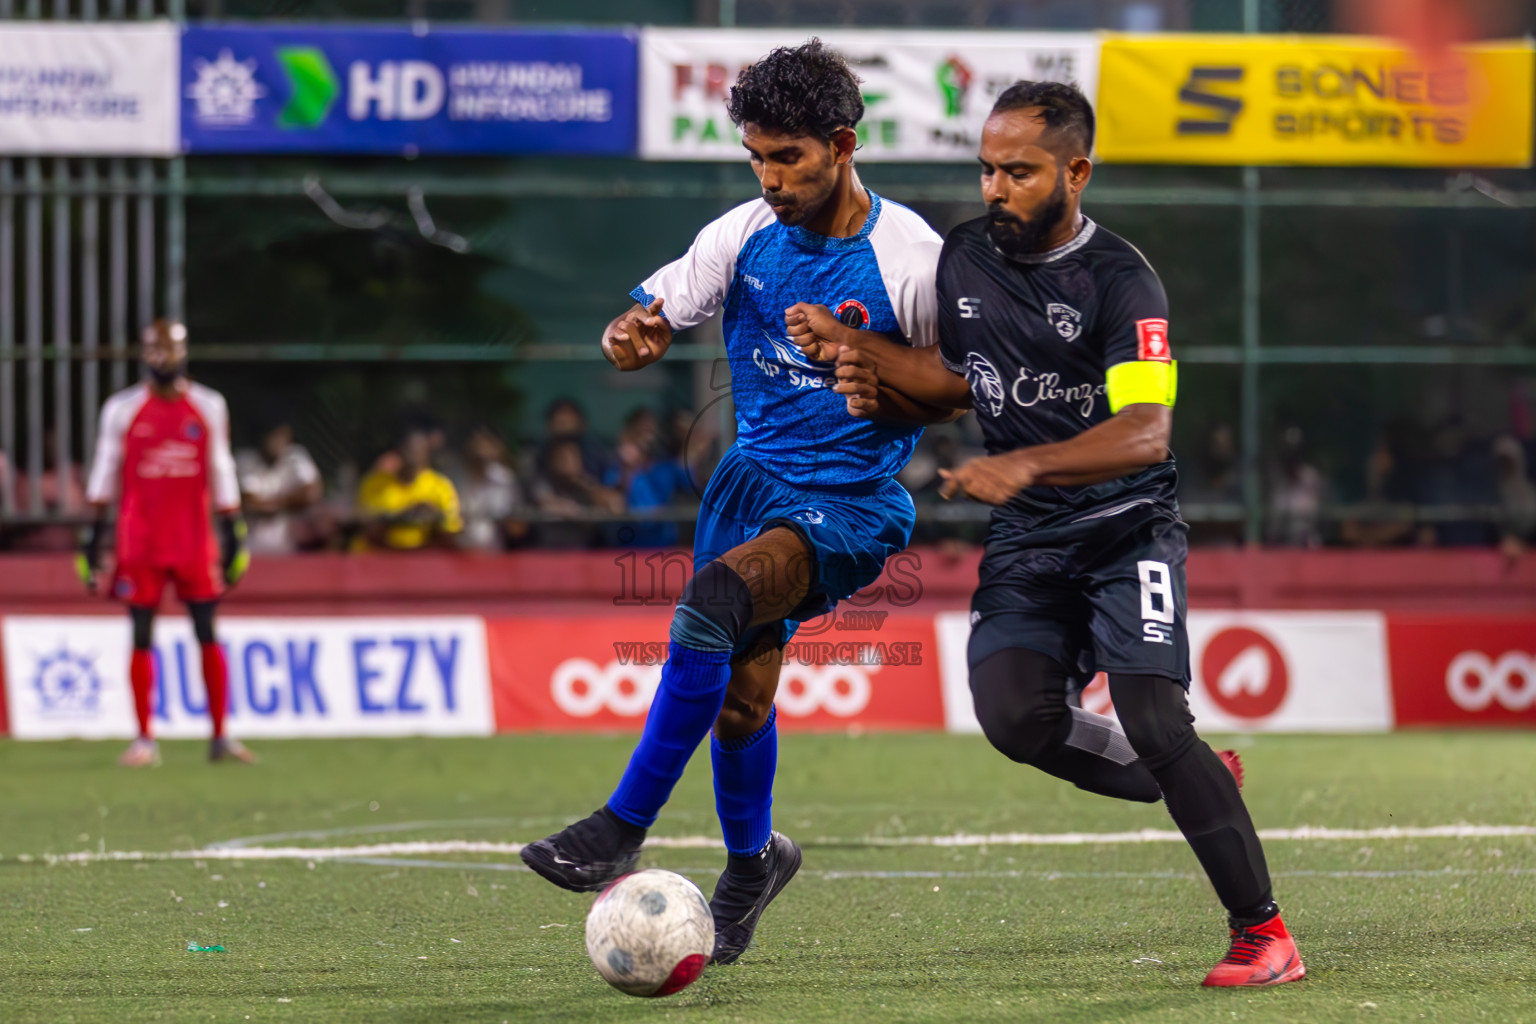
[599,805,647,845]
[726,842,771,879]
[1110,676,1276,920]
[1230,900,1281,930]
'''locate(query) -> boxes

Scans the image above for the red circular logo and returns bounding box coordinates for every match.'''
[835,299,870,329]
[1200,627,1288,719]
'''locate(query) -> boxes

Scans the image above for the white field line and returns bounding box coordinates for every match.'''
[12,823,1534,866]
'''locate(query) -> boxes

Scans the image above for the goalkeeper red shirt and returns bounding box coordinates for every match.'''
[85,381,241,567]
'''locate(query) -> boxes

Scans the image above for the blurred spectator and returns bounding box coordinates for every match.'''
[1184,423,1245,547]
[1494,434,1536,558]
[236,422,329,554]
[901,425,987,548]
[459,427,531,551]
[668,406,719,488]
[354,428,463,551]
[901,432,962,501]
[531,436,623,549]
[1265,426,1324,547]
[1340,419,1419,548]
[1416,415,1497,547]
[605,407,691,548]
[10,428,87,551]
[540,397,613,482]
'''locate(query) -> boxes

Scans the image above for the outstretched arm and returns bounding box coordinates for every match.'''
[939,404,1171,505]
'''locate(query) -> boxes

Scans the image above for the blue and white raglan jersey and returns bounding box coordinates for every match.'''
[631,192,942,490]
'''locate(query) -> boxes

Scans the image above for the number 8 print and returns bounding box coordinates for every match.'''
[1137,560,1175,623]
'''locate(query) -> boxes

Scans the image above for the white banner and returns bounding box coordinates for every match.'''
[639,28,1098,162]
[1,616,493,739]
[0,23,179,156]
[937,610,1393,733]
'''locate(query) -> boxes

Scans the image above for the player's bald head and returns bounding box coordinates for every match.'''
[141,318,188,384]
[987,81,1095,161]
[142,317,187,351]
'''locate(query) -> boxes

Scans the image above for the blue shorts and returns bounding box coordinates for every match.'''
[693,445,916,654]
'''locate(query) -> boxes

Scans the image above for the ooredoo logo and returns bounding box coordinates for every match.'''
[773,661,876,718]
[1200,627,1288,719]
[548,658,875,718]
[1446,651,1535,712]
[551,658,661,718]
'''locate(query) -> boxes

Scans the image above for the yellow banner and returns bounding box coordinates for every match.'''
[1095,35,1534,167]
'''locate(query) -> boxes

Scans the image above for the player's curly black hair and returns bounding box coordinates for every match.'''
[727,38,864,142]
[991,80,1095,156]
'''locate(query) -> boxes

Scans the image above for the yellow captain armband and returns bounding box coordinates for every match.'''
[1106,360,1177,414]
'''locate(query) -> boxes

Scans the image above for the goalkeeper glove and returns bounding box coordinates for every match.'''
[76,522,102,593]
[220,516,250,587]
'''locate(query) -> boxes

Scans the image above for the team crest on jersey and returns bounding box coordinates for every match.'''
[183,422,203,440]
[1046,303,1082,342]
[963,353,1005,417]
[834,299,870,329]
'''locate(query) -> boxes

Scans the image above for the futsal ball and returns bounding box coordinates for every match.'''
[585,869,714,997]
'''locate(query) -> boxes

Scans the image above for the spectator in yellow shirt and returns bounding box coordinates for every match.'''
[355,429,463,550]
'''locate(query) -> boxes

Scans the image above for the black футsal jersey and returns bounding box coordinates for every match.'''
[937,214,1180,531]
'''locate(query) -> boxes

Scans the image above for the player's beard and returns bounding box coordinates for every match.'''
[763,176,836,228]
[986,173,1070,260]
[146,362,186,386]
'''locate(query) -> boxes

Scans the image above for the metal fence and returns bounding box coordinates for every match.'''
[2,1,1534,545]
[0,0,183,521]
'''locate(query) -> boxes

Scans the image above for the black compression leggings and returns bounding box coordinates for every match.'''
[971,647,1277,924]
[970,647,1160,802]
[1110,675,1275,924]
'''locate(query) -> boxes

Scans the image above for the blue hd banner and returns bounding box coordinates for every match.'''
[181,25,637,154]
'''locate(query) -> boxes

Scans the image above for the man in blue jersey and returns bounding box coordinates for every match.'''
[521,40,947,967]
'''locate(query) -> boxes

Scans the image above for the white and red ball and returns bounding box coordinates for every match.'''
[585,869,714,997]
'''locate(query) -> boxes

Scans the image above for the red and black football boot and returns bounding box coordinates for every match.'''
[1203,914,1305,987]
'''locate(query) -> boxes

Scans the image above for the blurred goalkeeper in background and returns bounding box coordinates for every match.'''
[78,319,255,767]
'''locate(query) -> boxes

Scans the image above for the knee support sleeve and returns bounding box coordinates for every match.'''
[669,560,754,653]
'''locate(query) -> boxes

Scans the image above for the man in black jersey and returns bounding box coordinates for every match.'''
[787,81,1304,988]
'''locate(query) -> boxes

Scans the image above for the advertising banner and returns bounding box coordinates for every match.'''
[639,28,1098,161]
[1,615,493,739]
[1386,616,1536,727]
[485,615,944,732]
[0,23,178,156]
[181,25,636,155]
[1096,35,1534,167]
[937,610,1394,733]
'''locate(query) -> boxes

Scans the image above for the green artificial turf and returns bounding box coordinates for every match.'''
[1,732,1533,1023]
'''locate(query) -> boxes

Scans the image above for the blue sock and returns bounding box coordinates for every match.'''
[608,642,732,828]
[712,705,778,857]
